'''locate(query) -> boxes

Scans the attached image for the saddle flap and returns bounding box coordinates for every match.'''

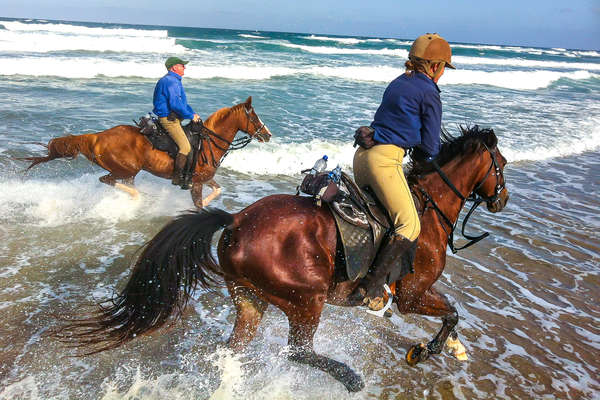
[327,192,389,281]
[329,205,377,281]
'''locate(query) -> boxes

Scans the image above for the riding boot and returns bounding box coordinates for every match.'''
[172,153,187,186]
[180,157,192,190]
[347,235,417,309]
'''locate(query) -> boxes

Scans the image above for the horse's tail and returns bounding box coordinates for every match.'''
[55,208,233,355]
[18,135,96,171]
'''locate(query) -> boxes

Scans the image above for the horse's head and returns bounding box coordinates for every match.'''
[467,127,510,213]
[240,96,272,142]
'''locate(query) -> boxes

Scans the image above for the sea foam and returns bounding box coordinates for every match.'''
[0,28,183,54]
[2,57,596,91]
[0,20,167,38]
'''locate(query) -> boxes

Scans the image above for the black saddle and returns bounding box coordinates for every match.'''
[134,115,202,160]
[298,170,394,281]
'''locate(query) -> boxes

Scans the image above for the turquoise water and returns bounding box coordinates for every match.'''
[0,17,599,399]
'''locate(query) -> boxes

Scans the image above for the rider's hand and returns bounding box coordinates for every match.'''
[192,114,201,123]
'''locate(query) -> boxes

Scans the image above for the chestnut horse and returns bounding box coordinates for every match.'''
[21,97,271,208]
[58,126,508,392]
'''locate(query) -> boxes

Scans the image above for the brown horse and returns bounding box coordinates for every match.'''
[21,97,271,208]
[58,126,509,392]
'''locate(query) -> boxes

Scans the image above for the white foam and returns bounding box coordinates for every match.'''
[0,172,195,226]
[442,69,596,90]
[2,57,596,90]
[221,138,357,176]
[279,42,409,57]
[573,50,600,57]
[224,120,600,176]
[454,55,600,71]
[303,34,363,45]
[0,376,39,399]
[0,20,167,38]
[0,58,177,78]
[502,123,600,162]
[238,33,266,39]
[0,29,184,54]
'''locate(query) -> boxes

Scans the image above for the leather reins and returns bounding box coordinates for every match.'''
[194,106,266,168]
[417,143,506,253]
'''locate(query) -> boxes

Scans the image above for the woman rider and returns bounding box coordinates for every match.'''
[348,33,455,310]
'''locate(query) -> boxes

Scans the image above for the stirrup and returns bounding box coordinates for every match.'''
[365,284,393,317]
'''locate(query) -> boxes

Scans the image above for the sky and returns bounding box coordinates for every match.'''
[2,0,599,50]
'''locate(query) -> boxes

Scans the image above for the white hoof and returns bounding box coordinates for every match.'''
[446,336,468,361]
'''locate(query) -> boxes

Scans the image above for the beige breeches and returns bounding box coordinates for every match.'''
[353,144,420,241]
[159,117,191,156]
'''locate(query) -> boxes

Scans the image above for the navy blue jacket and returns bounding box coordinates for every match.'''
[152,71,195,120]
[371,72,442,158]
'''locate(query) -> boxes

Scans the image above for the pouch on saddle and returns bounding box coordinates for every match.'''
[353,126,376,149]
[298,169,392,281]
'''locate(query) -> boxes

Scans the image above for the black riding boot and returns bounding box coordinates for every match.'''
[180,157,192,190]
[347,235,418,309]
[172,153,187,186]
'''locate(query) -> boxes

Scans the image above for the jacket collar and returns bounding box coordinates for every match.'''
[167,70,182,81]
[415,71,441,93]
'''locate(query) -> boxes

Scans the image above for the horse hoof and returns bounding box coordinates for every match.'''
[446,336,468,361]
[406,343,428,366]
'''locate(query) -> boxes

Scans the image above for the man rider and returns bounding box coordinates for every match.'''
[349,33,455,311]
[153,56,201,189]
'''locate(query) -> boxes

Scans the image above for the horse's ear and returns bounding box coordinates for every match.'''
[484,128,498,148]
[244,96,252,109]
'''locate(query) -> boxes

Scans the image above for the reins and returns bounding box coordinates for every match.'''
[417,143,505,253]
[193,106,264,168]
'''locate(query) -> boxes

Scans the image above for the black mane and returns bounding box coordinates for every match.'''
[406,125,498,184]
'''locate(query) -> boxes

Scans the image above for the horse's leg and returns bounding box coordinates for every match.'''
[99,174,139,198]
[226,283,268,351]
[115,177,139,199]
[400,287,466,366]
[191,179,221,208]
[285,303,365,392]
[191,182,203,208]
[202,179,222,207]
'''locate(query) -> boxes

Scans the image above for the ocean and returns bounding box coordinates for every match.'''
[0,17,599,399]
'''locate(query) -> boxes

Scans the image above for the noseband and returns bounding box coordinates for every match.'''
[244,107,268,140]
[418,143,506,253]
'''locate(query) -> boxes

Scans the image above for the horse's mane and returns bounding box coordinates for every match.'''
[406,125,498,184]
[204,103,246,127]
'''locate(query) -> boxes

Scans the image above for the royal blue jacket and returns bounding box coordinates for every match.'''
[371,72,442,158]
[152,71,195,120]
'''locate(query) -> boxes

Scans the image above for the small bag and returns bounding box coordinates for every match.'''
[299,172,340,204]
[136,115,158,136]
[353,126,376,149]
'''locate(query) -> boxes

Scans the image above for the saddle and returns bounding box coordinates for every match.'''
[134,114,210,185]
[298,170,393,281]
[135,114,200,160]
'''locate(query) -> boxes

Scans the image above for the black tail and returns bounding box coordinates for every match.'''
[55,208,234,355]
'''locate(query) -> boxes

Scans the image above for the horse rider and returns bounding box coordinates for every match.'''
[349,33,455,310]
[153,56,202,188]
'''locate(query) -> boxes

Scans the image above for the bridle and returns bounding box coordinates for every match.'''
[244,106,269,141]
[417,142,506,253]
[192,106,268,168]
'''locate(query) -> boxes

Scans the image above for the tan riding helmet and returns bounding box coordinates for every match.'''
[409,33,455,79]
